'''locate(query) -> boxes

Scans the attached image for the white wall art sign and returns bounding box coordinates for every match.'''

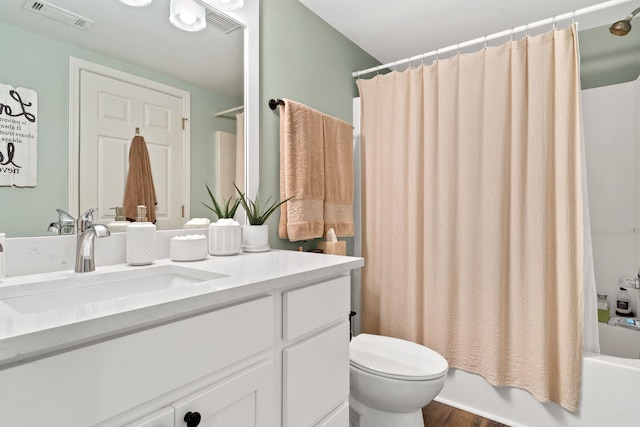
[0,83,37,187]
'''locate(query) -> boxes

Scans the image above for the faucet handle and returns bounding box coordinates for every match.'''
[78,208,98,232]
[56,208,75,223]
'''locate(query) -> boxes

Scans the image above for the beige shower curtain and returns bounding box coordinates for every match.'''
[357,26,583,412]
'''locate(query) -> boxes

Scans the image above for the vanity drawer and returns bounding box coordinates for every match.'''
[0,295,274,427]
[283,275,350,341]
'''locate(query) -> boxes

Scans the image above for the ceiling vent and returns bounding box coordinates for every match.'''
[22,0,94,31]
[205,8,242,34]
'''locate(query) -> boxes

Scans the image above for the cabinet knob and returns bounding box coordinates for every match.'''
[184,411,202,427]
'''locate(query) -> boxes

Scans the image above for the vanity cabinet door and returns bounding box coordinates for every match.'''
[172,360,274,427]
[283,321,350,427]
[316,402,349,427]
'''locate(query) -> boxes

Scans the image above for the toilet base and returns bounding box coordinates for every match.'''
[349,394,424,427]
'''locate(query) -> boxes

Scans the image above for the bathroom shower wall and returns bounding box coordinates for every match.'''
[582,77,640,316]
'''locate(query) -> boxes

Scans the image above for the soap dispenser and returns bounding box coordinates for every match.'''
[126,205,156,265]
[107,206,130,233]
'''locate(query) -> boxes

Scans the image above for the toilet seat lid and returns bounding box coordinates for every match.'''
[350,334,448,381]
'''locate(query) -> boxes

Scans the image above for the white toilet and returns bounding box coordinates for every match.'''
[349,333,448,427]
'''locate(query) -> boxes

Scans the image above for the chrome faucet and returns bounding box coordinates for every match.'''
[48,209,76,235]
[75,208,110,273]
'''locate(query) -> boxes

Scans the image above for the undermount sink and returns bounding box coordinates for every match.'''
[0,265,225,315]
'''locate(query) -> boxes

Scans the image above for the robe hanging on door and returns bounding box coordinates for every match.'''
[123,134,157,223]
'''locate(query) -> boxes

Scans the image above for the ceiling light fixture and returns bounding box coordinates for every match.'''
[118,0,153,7]
[200,0,244,12]
[170,0,206,32]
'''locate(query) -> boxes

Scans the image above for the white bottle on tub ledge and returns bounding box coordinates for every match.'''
[616,287,633,317]
[126,205,156,266]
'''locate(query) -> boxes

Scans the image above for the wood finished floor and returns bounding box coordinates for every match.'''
[422,401,510,427]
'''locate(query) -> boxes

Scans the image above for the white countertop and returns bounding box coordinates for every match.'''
[0,250,363,368]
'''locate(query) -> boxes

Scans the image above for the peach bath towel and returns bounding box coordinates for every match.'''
[279,99,325,241]
[323,115,354,237]
[278,99,354,241]
[123,135,157,223]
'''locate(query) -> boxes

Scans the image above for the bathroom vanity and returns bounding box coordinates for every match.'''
[0,249,363,426]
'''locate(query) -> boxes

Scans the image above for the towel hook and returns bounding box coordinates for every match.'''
[135,127,140,135]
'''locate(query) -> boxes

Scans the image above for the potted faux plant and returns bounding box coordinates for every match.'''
[203,183,242,256]
[234,184,291,252]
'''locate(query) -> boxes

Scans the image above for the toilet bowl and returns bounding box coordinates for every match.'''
[349,333,448,427]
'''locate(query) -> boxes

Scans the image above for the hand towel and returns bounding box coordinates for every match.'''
[323,115,354,237]
[123,135,157,223]
[278,99,325,241]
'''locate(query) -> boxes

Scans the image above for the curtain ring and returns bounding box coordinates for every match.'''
[524,23,528,36]
[552,15,556,30]
[456,43,460,55]
[510,27,514,41]
[571,11,576,25]
[484,35,488,49]
[435,49,439,61]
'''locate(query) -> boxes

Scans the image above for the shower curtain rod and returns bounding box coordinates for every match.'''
[353,0,634,77]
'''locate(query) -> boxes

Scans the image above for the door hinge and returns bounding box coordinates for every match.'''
[182,117,188,130]
[182,205,185,217]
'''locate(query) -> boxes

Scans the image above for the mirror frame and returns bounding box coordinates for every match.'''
[229,1,260,206]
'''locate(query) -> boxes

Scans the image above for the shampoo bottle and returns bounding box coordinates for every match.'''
[107,206,130,233]
[126,205,156,265]
[616,287,633,317]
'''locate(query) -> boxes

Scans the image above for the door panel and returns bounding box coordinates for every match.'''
[79,69,185,229]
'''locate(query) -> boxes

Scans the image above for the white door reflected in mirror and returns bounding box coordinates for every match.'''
[76,60,190,229]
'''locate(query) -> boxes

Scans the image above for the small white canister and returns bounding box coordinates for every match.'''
[170,235,208,262]
[208,219,241,256]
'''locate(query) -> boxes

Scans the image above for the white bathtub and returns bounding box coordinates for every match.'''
[436,322,640,426]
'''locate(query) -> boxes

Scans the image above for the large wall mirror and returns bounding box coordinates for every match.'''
[0,0,259,237]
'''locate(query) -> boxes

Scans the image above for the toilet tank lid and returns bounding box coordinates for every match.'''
[350,333,448,380]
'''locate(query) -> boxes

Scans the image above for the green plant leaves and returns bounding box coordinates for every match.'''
[202,183,240,219]
[234,183,292,225]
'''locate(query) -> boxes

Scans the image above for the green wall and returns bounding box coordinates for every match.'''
[0,22,240,237]
[260,0,379,254]
[579,24,640,89]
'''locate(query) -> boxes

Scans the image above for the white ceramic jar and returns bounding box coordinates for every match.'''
[242,224,270,252]
[208,219,242,256]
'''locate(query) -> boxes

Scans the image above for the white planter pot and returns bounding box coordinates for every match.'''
[208,219,241,256]
[242,224,270,252]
